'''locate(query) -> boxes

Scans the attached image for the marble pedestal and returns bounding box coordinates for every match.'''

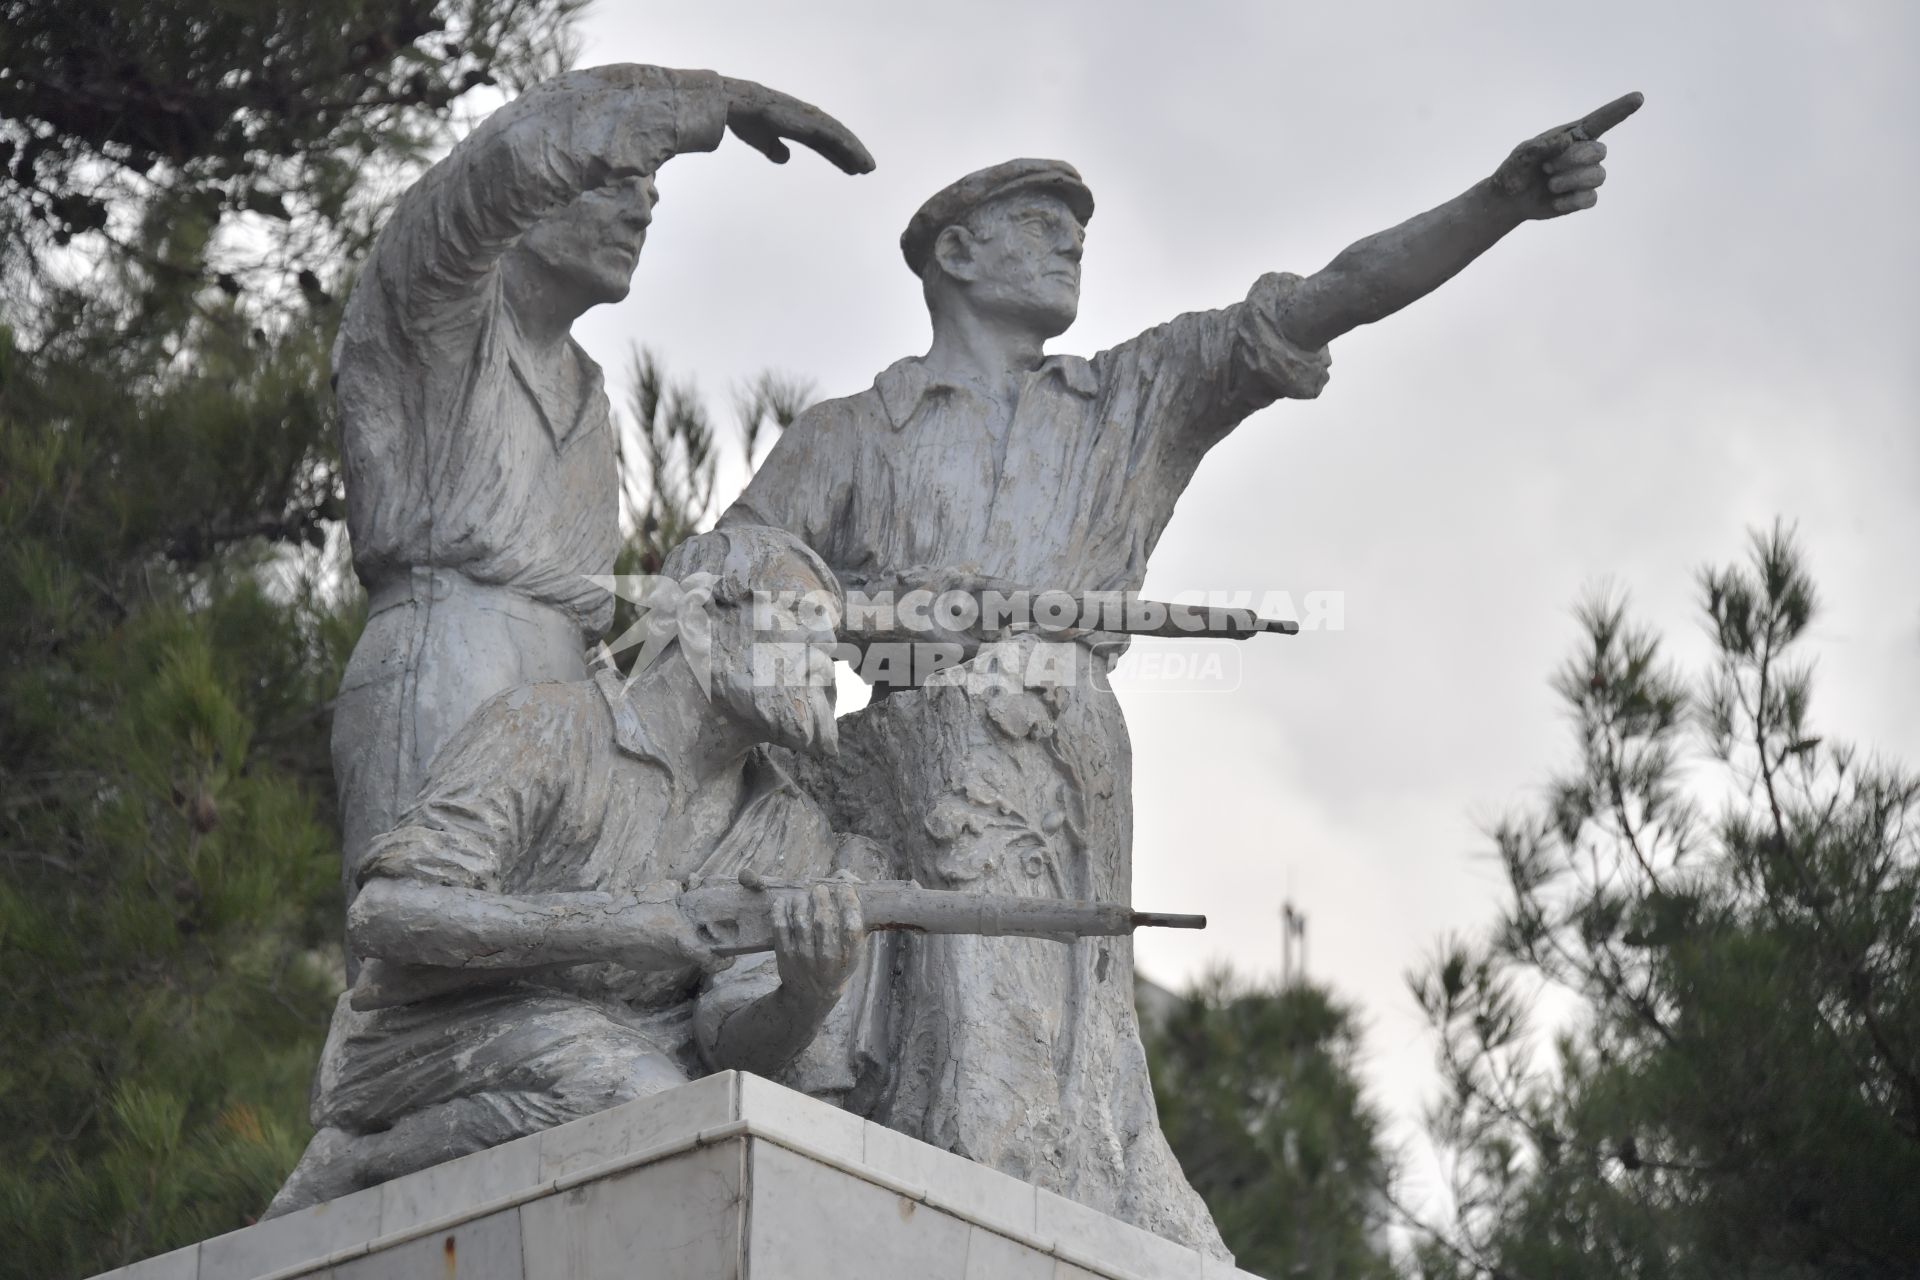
[92,1073,1266,1280]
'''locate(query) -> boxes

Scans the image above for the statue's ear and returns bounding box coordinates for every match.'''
[931,224,978,283]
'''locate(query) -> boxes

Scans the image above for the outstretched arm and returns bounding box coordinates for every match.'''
[1279,92,1642,350]
[377,65,872,309]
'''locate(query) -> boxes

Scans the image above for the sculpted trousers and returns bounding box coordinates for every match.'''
[801,635,1230,1259]
[266,989,690,1216]
[331,567,590,905]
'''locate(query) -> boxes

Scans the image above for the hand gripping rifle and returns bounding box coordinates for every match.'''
[349,874,1205,1010]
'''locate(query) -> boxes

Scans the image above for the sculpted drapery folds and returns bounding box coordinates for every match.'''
[728,165,1331,1258]
[728,97,1638,1257]
[327,65,872,934]
[271,527,877,1215]
[297,59,1643,1259]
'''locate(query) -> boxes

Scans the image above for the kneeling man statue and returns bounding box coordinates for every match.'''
[270,526,866,1214]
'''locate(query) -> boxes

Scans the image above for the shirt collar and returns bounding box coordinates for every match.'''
[594,668,672,770]
[507,337,606,450]
[873,353,1098,431]
[594,671,798,817]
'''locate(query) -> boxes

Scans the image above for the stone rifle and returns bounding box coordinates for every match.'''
[1079,598,1299,640]
[349,875,1205,1011]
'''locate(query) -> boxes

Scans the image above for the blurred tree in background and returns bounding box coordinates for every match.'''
[1409,527,1920,1279]
[600,346,811,678]
[613,346,810,577]
[0,0,583,291]
[1142,969,1402,1279]
[0,2,586,1272]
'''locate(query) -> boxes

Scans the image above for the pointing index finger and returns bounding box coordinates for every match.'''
[1575,91,1644,140]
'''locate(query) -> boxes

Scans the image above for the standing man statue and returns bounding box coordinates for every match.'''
[329,65,872,942]
[725,94,1643,1255]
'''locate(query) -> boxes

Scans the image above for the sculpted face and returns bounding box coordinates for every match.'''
[709,561,841,757]
[937,191,1085,337]
[511,175,658,313]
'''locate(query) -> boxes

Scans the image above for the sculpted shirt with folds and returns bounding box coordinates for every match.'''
[723,271,1330,1257]
[728,269,1331,593]
[354,672,827,1006]
[315,671,841,1138]
[335,66,729,634]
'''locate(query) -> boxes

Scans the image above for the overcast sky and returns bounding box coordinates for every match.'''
[560,0,1920,1202]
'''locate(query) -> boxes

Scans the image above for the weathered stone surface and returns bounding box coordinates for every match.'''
[327,63,871,922]
[748,1141,972,1280]
[519,1142,748,1280]
[377,1132,542,1236]
[737,1071,867,1168]
[273,529,866,1215]
[962,1226,1054,1280]
[787,644,1220,1250]
[727,92,1640,1254]
[1038,1188,1202,1280]
[87,1073,1273,1280]
[861,1117,1038,1240]
[535,1068,735,1183]
[200,1183,383,1280]
[332,1208,524,1280]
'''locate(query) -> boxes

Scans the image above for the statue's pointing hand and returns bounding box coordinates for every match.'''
[720,77,876,175]
[1493,91,1643,220]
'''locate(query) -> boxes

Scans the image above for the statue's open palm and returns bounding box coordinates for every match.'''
[722,77,876,175]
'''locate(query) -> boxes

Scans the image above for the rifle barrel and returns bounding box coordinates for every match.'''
[1130,912,1207,930]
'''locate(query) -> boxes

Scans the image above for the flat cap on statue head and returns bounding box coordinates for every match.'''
[899,158,1095,275]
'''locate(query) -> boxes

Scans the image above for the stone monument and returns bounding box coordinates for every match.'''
[96,1074,1273,1280]
[121,66,1650,1279]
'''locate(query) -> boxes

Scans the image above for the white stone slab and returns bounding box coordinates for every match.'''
[379,1131,541,1237]
[862,1117,1038,1240]
[331,1208,524,1280]
[536,1067,735,1182]
[735,1070,866,1167]
[85,1072,1273,1280]
[963,1224,1053,1279]
[747,1140,971,1280]
[199,1184,383,1280]
[1037,1187,1203,1280]
[520,1139,746,1280]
